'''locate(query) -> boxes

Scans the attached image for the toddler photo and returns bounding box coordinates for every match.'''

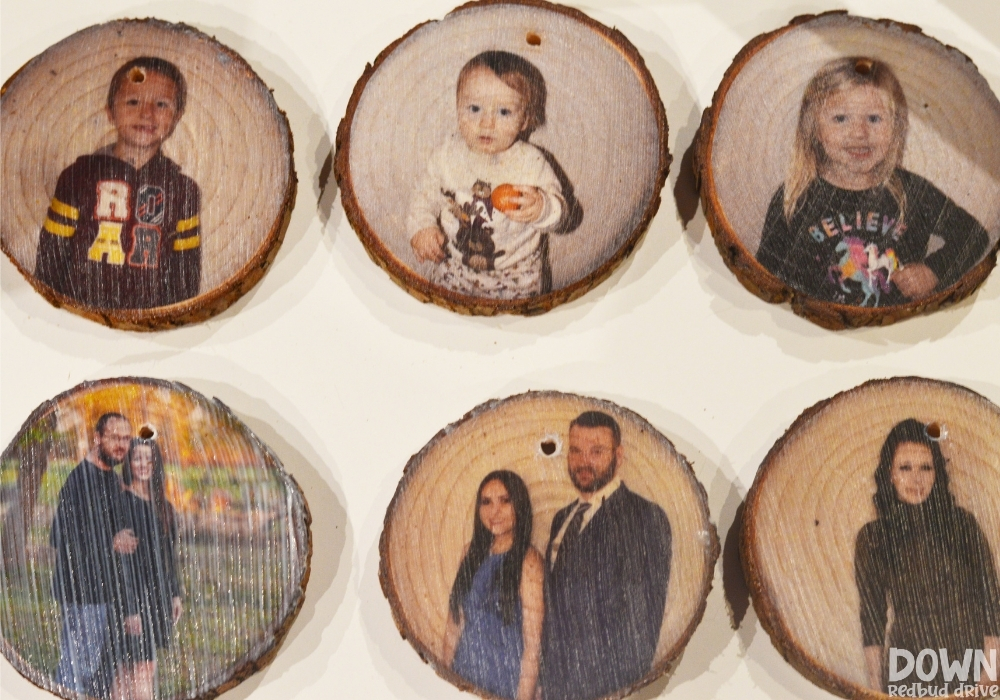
[339,1,668,313]
[407,51,570,299]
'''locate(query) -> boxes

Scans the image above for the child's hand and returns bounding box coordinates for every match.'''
[894,263,938,299]
[411,227,447,263]
[124,615,142,636]
[502,186,544,223]
[113,528,138,554]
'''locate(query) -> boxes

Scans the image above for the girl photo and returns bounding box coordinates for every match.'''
[756,57,990,308]
[701,13,1000,325]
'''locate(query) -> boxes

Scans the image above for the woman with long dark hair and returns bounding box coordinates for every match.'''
[855,419,1000,692]
[110,437,182,700]
[443,470,544,700]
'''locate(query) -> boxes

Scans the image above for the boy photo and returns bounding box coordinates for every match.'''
[35,57,202,310]
[407,50,569,299]
[0,20,295,326]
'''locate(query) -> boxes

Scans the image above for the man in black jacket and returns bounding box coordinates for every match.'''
[541,411,672,700]
[51,412,137,698]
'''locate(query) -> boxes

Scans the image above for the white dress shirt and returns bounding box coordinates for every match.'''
[549,477,622,569]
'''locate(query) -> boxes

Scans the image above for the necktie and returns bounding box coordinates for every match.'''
[557,502,591,564]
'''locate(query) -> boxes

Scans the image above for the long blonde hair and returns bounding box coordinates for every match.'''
[784,57,909,223]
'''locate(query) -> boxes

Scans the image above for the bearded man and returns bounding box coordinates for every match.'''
[50,412,137,698]
[540,410,672,700]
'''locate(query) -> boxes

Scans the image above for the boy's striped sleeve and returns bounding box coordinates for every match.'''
[162,177,201,304]
[173,213,200,251]
[36,167,83,297]
[42,196,79,238]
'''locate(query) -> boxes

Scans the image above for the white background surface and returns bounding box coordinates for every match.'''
[2,1,998,699]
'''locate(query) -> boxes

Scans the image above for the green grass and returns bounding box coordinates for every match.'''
[1,461,301,700]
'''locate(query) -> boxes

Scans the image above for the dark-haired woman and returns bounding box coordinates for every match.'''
[855,419,1000,692]
[111,438,182,700]
[444,471,544,700]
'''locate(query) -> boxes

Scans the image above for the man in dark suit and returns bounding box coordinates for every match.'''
[541,410,672,700]
[51,412,137,698]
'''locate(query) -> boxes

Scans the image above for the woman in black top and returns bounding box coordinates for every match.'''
[110,437,182,700]
[855,419,1000,692]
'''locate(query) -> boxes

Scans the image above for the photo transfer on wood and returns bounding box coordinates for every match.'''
[696,13,1000,329]
[336,0,670,315]
[1,19,296,330]
[380,392,718,700]
[0,378,311,700]
[742,377,1000,699]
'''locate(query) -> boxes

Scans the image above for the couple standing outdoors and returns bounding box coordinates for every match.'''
[444,411,673,700]
[50,413,182,700]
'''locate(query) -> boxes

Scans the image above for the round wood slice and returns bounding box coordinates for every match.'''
[335,0,670,316]
[380,391,718,700]
[0,378,311,700]
[742,377,1000,698]
[696,12,1000,330]
[1,19,296,330]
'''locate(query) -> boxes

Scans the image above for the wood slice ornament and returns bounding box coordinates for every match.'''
[335,0,670,315]
[696,12,1000,329]
[1,19,296,330]
[380,392,718,700]
[0,378,311,700]
[742,377,1000,699]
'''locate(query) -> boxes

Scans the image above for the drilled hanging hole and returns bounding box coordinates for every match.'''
[129,67,146,83]
[526,32,541,46]
[854,58,873,75]
[925,422,941,439]
[138,424,156,440]
[540,440,556,455]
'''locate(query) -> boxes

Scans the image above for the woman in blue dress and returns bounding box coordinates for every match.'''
[444,470,544,700]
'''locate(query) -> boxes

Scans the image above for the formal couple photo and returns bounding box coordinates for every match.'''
[382,396,718,700]
[443,411,672,700]
[0,379,311,700]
